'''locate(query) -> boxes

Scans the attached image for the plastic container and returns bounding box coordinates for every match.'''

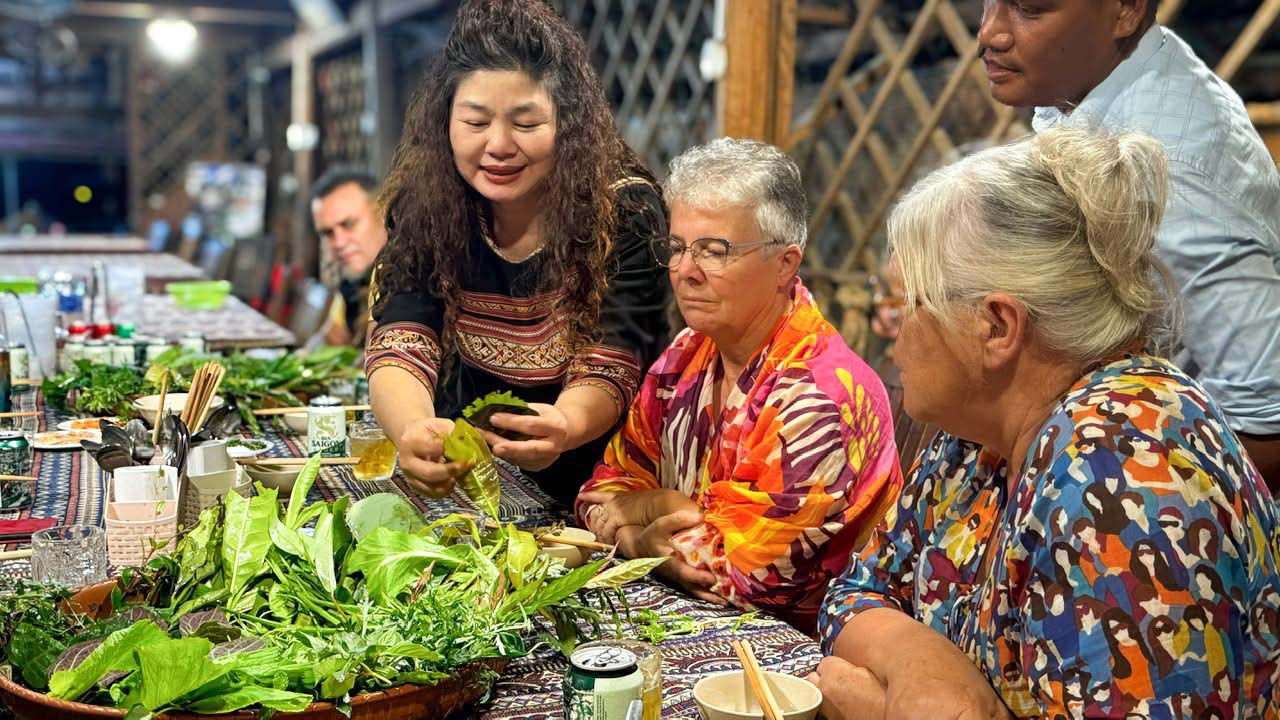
[166,280,232,310]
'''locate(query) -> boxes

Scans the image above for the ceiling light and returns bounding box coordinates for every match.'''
[146,17,197,64]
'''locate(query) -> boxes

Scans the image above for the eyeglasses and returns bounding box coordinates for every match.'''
[651,236,781,272]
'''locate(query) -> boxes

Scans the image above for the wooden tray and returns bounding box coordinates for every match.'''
[0,582,500,720]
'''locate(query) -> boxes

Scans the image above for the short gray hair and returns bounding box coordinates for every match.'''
[889,126,1180,366]
[665,138,808,250]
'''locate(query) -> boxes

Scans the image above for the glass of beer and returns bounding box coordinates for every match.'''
[350,421,397,483]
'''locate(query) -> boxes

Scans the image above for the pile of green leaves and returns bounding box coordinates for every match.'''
[0,456,664,718]
[42,360,155,417]
[145,346,360,431]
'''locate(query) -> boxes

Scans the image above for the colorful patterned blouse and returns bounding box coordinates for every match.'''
[820,354,1280,719]
[365,179,669,505]
[580,279,902,632]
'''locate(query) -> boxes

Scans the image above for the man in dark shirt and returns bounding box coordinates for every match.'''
[307,167,387,349]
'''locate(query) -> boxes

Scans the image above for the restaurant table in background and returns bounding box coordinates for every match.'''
[0,390,822,720]
[0,235,150,254]
[141,294,295,350]
[1,252,202,291]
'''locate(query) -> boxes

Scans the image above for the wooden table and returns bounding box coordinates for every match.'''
[0,252,202,292]
[0,391,823,720]
[140,294,295,349]
[0,235,150,254]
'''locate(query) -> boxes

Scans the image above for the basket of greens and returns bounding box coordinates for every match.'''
[0,456,661,720]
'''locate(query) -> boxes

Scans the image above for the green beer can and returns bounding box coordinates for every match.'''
[564,644,643,720]
[0,431,33,509]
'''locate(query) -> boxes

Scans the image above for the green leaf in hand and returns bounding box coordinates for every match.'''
[442,419,500,518]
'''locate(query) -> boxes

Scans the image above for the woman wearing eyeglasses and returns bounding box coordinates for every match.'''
[365,0,669,506]
[575,138,902,631]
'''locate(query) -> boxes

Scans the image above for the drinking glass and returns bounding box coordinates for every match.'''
[350,421,397,483]
[31,525,108,588]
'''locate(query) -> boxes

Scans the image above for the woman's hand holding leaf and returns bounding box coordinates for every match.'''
[482,403,570,472]
[396,416,472,497]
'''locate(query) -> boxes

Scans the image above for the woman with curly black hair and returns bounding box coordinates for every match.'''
[365,0,668,506]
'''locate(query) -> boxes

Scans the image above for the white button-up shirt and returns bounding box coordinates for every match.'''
[1034,25,1280,435]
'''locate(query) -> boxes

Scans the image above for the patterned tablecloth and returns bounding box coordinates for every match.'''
[0,391,821,720]
[140,294,296,350]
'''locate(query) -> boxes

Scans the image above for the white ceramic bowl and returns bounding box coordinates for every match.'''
[693,671,822,720]
[537,527,597,569]
[243,463,303,495]
[133,393,224,427]
[282,412,309,435]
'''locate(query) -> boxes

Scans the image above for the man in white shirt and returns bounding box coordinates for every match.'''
[979,0,1280,484]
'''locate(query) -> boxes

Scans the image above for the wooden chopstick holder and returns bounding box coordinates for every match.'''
[732,640,784,720]
[252,405,371,416]
[236,456,360,466]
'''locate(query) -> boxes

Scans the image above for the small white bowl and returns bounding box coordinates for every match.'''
[537,527,596,569]
[693,671,822,720]
[282,412,309,435]
[243,462,303,495]
[133,393,224,427]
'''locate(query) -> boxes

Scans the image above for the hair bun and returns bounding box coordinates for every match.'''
[1033,128,1169,315]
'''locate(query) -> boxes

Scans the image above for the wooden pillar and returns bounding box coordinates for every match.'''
[290,32,317,278]
[363,0,399,178]
[717,0,797,146]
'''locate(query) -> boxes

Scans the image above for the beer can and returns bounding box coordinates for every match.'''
[178,331,206,355]
[563,644,643,720]
[116,322,136,339]
[109,340,135,367]
[9,343,28,385]
[83,339,111,366]
[145,338,172,364]
[62,338,86,372]
[307,395,347,458]
[0,431,33,509]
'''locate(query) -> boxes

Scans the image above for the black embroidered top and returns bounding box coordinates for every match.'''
[365,179,670,504]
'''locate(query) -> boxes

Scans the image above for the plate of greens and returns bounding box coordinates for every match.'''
[224,437,272,459]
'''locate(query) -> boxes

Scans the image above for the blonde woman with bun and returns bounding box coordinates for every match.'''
[810,127,1280,720]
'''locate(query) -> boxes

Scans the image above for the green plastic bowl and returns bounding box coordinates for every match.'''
[166,280,231,310]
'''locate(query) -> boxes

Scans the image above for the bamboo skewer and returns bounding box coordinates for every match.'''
[252,405,371,416]
[0,411,38,419]
[152,371,169,445]
[0,474,36,482]
[236,456,360,466]
[732,640,784,720]
[0,549,33,561]
[533,532,615,552]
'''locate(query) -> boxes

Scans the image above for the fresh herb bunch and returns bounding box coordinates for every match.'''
[0,457,664,718]
[146,346,361,431]
[42,361,155,417]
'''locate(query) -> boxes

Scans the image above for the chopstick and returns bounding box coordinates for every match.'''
[253,405,371,416]
[0,549,33,561]
[179,362,226,434]
[12,378,39,386]
[0,411,38,419]
[732,640,783,720]
[152,371,169,445]
[193,364,226,433]
[236,456,360,466]
[0,474,36,482]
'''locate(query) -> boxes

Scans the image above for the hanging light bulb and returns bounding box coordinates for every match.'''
[145,17,197,64]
